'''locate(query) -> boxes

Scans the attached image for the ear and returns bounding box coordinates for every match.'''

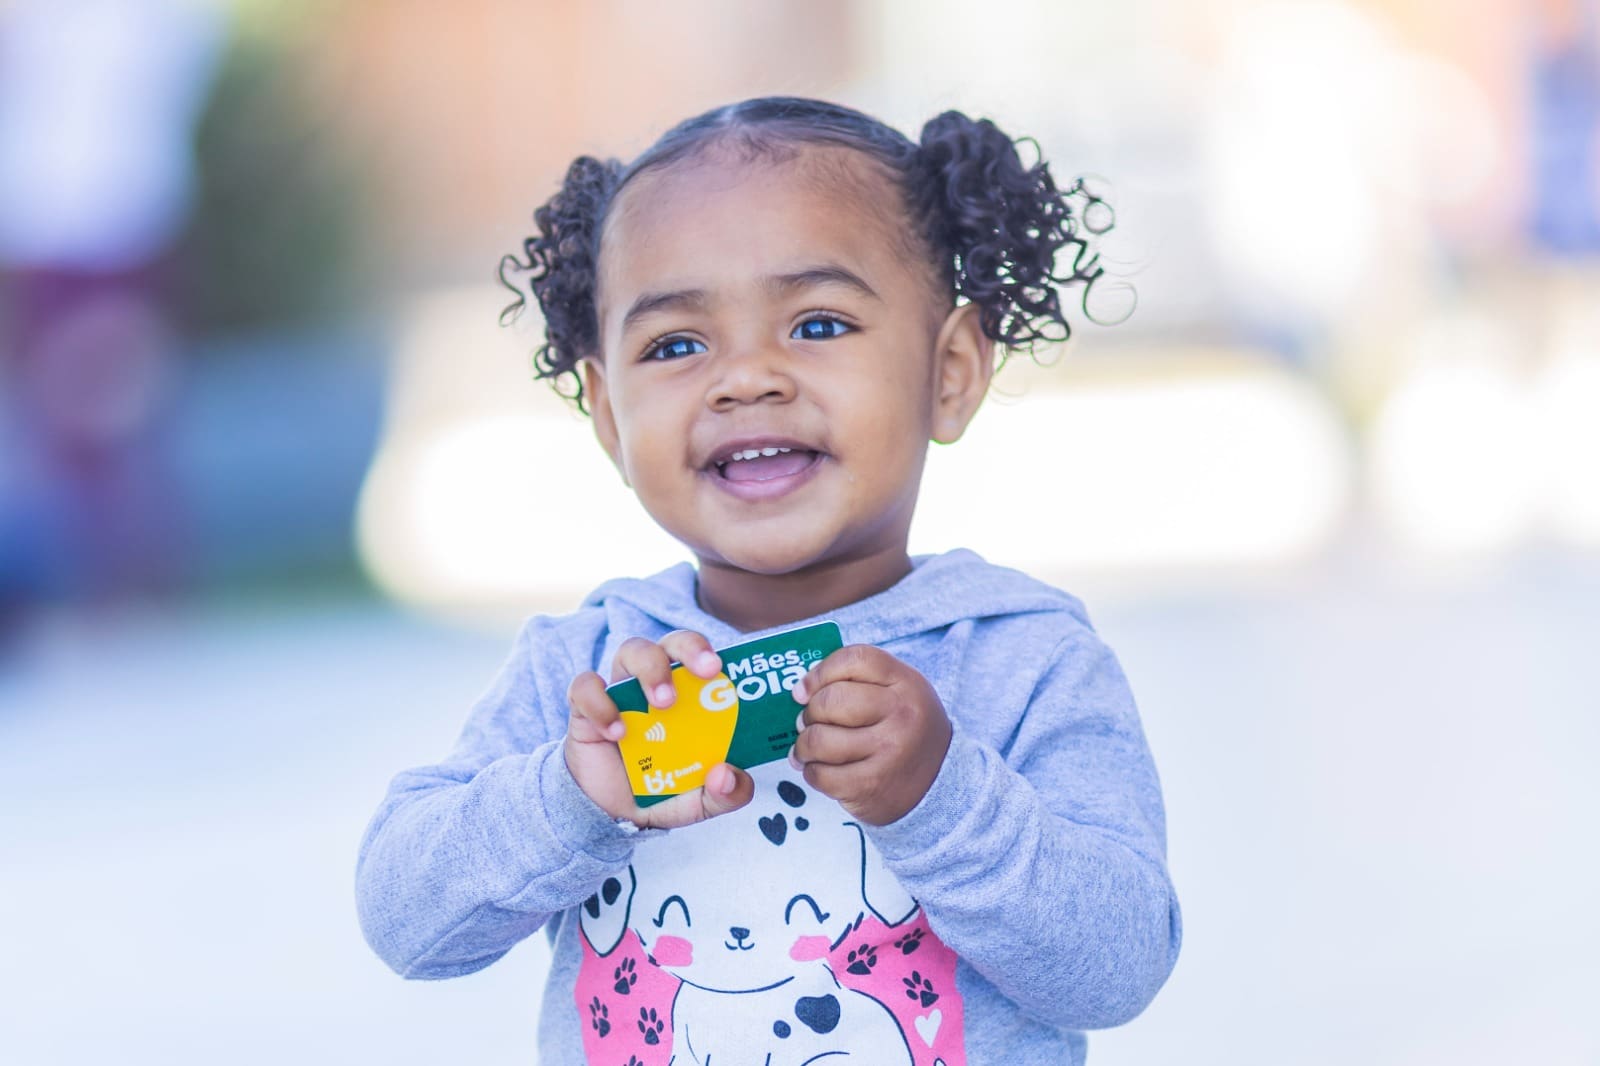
[846,823,919,927]
[582,357,629,487]
[578,867,637,957]
[928,302,996,445]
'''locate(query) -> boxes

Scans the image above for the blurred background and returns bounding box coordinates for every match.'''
[2,0,1596,1062]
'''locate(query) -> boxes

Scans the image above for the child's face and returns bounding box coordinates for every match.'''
[584,144,989,603]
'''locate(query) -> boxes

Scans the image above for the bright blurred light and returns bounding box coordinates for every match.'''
[913,356,1352,572]
[1370,315,1541,556]
[356,284,689,615]
[1535,342,1600,547]
[1204,1,1391,321]
[361,286,1353,613]
[0,0,224,268]
[357,413,688,614]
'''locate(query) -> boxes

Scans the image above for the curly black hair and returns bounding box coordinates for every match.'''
[498,96,1119,410]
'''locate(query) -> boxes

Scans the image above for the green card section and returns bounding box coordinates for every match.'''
[608,621,842,807]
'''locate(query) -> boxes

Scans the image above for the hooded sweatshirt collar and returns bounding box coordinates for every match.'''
[582,549,1087,648]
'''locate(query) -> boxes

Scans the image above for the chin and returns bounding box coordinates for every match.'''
[685,534,836,578]
[700,548,820,577]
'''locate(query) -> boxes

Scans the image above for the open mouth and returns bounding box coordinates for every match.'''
[710,445,823,483]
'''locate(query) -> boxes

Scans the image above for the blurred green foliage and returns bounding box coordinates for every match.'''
[176,19,373,341]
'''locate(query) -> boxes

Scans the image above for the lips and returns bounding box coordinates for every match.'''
[704,438,825,498]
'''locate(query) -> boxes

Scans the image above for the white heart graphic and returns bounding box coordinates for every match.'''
[914,1007,942,1046]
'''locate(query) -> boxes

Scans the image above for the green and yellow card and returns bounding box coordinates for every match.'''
[608,621,842,807]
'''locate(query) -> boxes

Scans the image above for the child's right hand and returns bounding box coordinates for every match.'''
[565,630,755,830]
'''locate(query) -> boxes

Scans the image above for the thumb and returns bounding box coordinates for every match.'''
[636,763,753,829]
[697,763,755,820]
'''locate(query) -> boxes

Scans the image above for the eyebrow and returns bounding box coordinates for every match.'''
[619,264,880,334]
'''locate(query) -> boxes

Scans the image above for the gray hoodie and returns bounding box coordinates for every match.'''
[357,548,1181,1064]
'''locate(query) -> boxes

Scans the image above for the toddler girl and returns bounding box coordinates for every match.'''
[357,96,1180,1065]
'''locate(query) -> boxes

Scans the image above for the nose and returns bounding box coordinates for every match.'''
[706,342,795,411]
[729,926,750,941]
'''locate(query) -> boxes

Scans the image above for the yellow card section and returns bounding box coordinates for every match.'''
[617,668,739,799]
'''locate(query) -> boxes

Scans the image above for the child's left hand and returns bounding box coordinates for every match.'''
[789,645,952,826]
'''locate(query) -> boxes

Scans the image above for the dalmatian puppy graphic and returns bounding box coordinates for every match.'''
[580,764,920,1064]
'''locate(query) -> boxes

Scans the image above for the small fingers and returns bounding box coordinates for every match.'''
[610,632,721,706]
[658,630,722,679]
[793,644,895,705]
[800,760,859,807]
[610,637,677,706]
[791,721,873,768]
[797,678,881,729]
[567,671,625,742]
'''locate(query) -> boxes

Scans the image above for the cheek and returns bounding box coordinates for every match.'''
[652,934,695,968]
[789,935,832,962]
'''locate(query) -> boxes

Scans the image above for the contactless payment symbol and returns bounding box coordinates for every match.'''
[609,621,842,806]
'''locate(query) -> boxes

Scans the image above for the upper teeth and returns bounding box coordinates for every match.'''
[727,447,791,462]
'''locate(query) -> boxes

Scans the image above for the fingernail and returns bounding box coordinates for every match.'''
[794,712,806,733]
[653,684,675,705]
[787,748,803,772]
[607,721,626,741]
[712,767,734,795]
[792,678,808,701]
[695,651,720,674]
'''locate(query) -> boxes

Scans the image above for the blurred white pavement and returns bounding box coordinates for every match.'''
[2,544,1596,1065]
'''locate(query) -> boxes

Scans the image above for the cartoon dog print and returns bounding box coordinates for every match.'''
[580,763,921,1064]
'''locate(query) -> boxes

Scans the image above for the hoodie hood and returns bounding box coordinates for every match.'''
[581,548,1089,649]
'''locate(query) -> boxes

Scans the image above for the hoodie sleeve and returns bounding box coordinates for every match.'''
[354,616,642,979]
[863,627,1182,1030]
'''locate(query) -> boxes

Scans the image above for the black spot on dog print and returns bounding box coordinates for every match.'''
[588,996,610,1037]
[773,1019,792,1038]
[613,957,637,995]
[895,927,926,955]
[637,1006,665,1045]
[759,813,788,846]
[625,1057,645,1066]
[584,876,624,919]
[845,943,878,975]
[903,971,940,1008]
[795,816,810,831]
[778,780,807,807]
[794,993,841,1034]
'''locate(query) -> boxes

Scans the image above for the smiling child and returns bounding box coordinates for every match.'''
[357,97,1181,1065]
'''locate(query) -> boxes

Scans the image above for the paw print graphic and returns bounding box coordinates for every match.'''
[637,1006,666,1045]
[895,928,926,955]
[624,1057,645,1066]
[903,970,940,1008]
[613,957,638,995]
[588,996,611,1037]
[845,943,878,976]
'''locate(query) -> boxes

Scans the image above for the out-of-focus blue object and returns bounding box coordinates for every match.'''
[1529,2,1600,254]
[0,327,387,607]
[169,328,388,583]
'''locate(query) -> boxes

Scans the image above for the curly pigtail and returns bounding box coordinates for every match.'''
[498,154,623,410]
[913,111,1118,358]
